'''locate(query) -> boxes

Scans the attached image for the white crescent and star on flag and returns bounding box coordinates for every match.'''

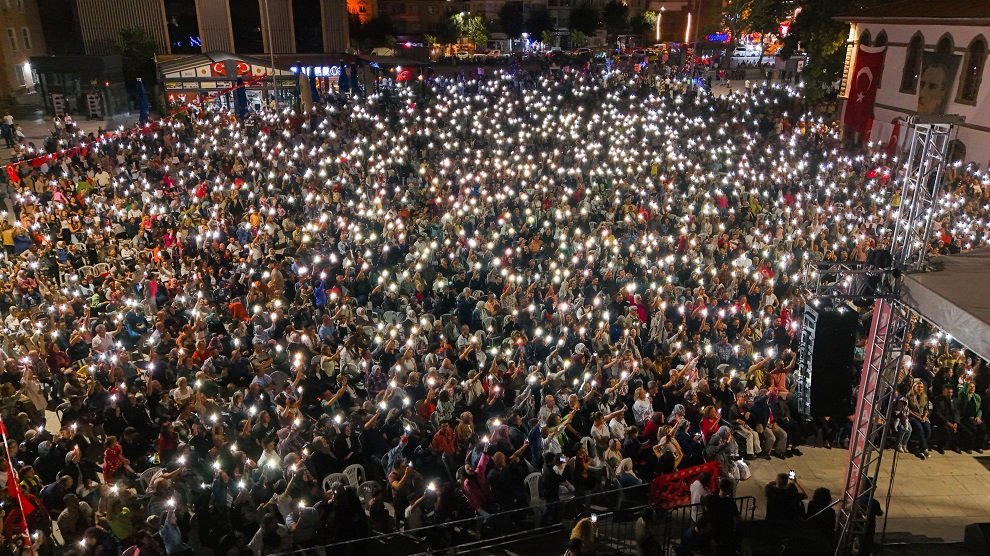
[855,67,873,103]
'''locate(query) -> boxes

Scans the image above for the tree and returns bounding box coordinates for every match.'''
[364,14,398,47]
[630,10,656,37]
[424,34,438,47]
[780,0,894,103]
[526,6,556,42]
[569,2,600,37]
[436,14,462,45]
[463,16,489,48]
[116,26,159,89]
[601,0,629,40]
[498,3,525,39]
[542,30,556,48]
[569,30,588,49]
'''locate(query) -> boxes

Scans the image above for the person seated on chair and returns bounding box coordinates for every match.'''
[931,384,963,454]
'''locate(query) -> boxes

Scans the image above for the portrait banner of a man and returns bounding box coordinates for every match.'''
[917,51,961,115]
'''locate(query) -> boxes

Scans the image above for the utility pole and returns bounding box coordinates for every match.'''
[263,0,279,107]
[693,0,702,45]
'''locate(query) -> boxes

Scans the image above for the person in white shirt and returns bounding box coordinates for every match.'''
[689,471,713,523]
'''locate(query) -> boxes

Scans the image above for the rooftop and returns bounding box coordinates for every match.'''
[837,0,990,23]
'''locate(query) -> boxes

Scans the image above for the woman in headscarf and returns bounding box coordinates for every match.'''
[705,425,751,486]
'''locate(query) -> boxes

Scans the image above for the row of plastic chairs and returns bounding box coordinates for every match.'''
[75,263,111,277]
[321,463,366,491]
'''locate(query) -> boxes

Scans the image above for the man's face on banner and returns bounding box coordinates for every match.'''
[917,64,950,115]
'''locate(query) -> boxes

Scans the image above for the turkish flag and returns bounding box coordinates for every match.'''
[396,68,413,82]
[843,45,886,133]
[886,123,901,156]
[5,165,19,183]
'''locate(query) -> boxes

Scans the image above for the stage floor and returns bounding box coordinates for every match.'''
[736,444,990,542]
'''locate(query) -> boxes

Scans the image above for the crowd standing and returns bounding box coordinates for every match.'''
[0,64,988,556]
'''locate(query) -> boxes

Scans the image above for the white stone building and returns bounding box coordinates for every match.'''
[837,0,990,166]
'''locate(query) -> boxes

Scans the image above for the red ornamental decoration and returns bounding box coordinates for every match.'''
[648,461,721,509]
[3,74,266,180]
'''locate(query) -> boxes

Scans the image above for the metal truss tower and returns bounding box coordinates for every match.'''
[796,115,963,556]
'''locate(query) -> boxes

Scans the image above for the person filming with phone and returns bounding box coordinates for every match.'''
[764,471,807,521]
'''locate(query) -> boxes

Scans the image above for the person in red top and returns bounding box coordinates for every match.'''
[102,436,132,482]
[431,421,456,455]
[700,406,722,443]
[229,297,251,321]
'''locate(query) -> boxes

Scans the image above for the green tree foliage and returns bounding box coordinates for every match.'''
[116,26,159,88]
[498,3,525,39]
[542,30,556,48]
[570,30,588,48]
[781,0,896,103]
[350,14,399,47]
[526,6,556,41]
[463,16,490,47]
[569,2,601,37]
[436,14,462,45]
[601,0,630,39]
[365,15,398,47]
[632,10,658,37]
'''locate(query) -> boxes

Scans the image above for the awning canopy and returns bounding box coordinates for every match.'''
[355,54,431,68]
[901,247,990,362]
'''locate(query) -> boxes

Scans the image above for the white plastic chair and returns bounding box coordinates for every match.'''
[139,467,163,492]
[383,311,399,326]
[525,471,544,521]
[343,463,365,487]
[322,473,347,491]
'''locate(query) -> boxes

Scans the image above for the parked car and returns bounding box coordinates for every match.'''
[455,51,470,62]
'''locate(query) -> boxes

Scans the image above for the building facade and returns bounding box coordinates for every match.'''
[0,0,47,99]
[838,1,990,166]
[38,0,351,56]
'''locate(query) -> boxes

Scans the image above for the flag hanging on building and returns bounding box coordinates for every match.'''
[843,45,886,133]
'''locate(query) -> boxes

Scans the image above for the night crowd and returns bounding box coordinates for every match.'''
[0,64,987,556]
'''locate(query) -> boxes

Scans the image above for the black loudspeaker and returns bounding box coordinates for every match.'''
[809,309,858,418]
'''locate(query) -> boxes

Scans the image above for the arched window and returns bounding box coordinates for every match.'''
[936,34,954,55]
[860,30,872,47]
[957,36,987,104]
[948,140,966,164]
[874,30,887,48]
[901,33,924,93]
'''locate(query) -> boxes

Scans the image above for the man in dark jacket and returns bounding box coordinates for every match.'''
[931,383,964,454]
[540,452,572,525]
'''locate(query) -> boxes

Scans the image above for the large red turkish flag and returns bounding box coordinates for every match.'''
[843,45,886,133]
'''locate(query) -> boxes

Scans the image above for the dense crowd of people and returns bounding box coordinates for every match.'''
[0,63,988,556]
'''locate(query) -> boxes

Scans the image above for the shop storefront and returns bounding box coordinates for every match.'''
[289,64,346,97]
[157,52,298,112]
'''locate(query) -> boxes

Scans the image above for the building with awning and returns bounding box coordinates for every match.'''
[156,51,299,111]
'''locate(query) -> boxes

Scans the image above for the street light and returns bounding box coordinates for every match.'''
[656,7,664,43]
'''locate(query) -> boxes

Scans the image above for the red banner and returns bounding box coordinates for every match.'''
[396,68,413,82]
[648,460,721,509]
[843,45,886,133]
[864,118,902,156]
